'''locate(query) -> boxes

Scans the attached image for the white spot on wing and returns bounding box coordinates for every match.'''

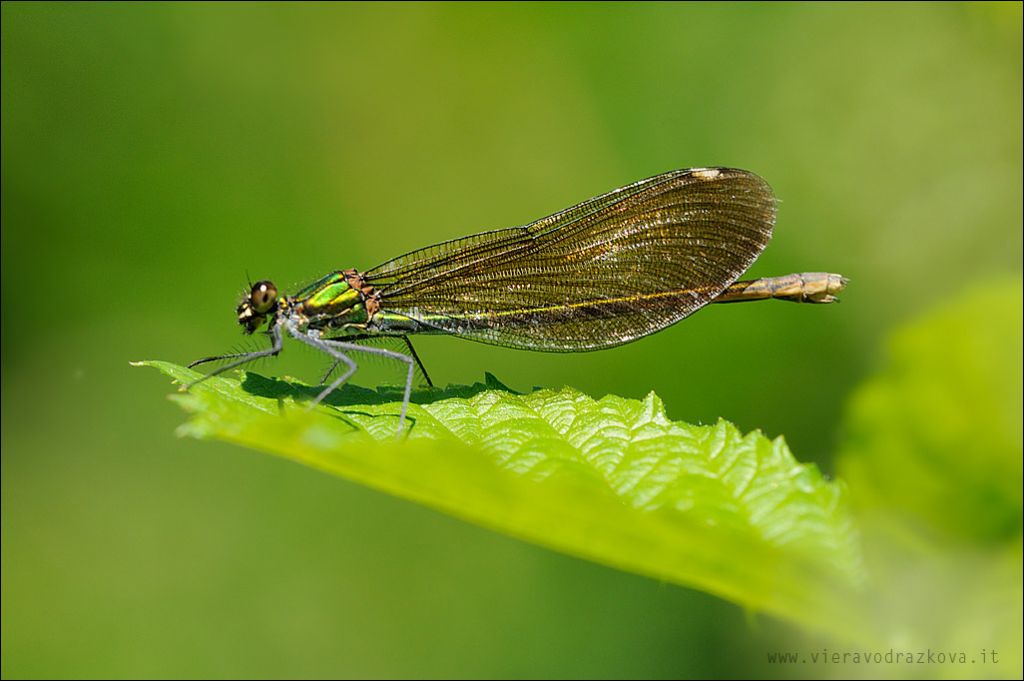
[691,168,722,180]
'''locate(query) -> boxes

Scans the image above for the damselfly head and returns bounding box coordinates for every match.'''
[237,280,278,334]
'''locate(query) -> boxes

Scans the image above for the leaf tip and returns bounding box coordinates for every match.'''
[640,391,671,425]
[483,372,513,391]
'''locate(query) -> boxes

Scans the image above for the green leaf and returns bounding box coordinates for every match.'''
[136,361,866,638]
[837,278,1023,677]
[840,279,1023,545]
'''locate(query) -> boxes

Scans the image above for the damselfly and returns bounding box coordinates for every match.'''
[189,168,847,434]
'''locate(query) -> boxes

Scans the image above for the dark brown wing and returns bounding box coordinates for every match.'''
[365,168,776,351]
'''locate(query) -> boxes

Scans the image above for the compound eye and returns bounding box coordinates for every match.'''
[250,280,278,314]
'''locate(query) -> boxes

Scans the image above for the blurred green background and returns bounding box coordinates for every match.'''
[2,2,1021,678]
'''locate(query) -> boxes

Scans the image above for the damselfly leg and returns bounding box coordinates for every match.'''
[287,324,415,437]
[186,324,283,389]
[319,336,433,388]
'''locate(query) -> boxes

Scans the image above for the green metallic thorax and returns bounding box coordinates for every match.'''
[291,272,370,331]
[288,270,432,337]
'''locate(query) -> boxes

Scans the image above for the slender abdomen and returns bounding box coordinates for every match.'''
[713,273,848,304]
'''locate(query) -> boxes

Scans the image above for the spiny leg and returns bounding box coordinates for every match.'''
[316,333,374,386]
[319,356,353,386]
[287,326,415,437]
[283,325,358,403]
[319,361,340,387]
[402,337,433,388]
[321,338,415,437]
[190,347,265,369]
[319,336,433,389]
[186,324,283,389]
[317,348,358,405]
